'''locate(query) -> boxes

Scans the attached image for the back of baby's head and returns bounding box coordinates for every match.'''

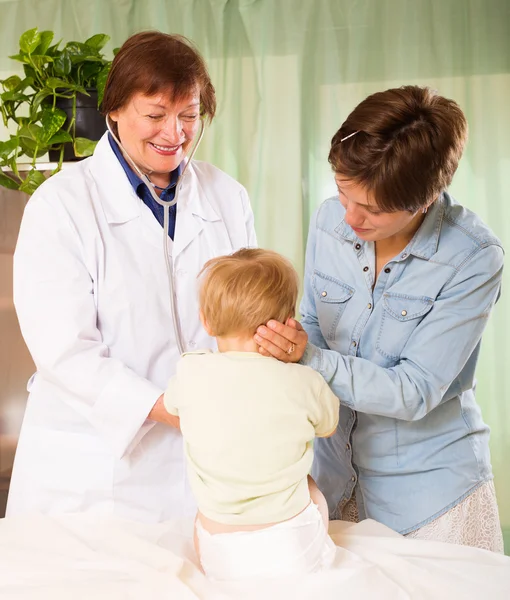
[199,248,299,337]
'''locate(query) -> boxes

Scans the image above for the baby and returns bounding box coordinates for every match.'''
[164,248,339,580]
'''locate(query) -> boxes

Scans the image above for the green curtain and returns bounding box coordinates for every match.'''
[1,0,509,548]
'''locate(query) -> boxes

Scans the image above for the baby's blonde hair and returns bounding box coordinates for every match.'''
[199,248,299,337]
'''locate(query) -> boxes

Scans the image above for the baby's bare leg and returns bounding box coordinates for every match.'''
[308,475,329,530]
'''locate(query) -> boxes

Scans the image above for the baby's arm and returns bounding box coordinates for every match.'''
[313,377,340,438]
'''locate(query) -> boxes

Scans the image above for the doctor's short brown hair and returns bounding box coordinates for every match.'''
[101,31,216,121]
[328,86,468,213]
[199,248,299,337]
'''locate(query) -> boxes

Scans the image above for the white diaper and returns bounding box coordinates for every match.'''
[195,502,336,581]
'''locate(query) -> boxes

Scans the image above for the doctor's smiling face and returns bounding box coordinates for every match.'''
[109,90,202,189]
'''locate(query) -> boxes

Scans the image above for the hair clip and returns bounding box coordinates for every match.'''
[340,131,360,142]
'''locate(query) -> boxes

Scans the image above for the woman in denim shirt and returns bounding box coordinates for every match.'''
[256,86,504,552]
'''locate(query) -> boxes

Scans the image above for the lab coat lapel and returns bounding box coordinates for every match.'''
[90,138,221,257]
[90,134,169,253]
[89,133,141,225]
[172,162,220,259]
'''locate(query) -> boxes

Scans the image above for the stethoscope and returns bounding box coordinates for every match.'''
[106,115,206,355]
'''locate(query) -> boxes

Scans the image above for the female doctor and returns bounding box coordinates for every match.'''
[7,31,256,522]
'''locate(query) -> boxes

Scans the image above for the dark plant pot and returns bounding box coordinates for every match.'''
[48,89,106,162]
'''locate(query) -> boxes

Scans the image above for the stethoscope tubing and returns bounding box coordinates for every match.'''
[105,115,206,354]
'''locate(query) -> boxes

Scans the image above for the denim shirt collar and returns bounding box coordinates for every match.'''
[334,194,445,261]
[108,133,181,197]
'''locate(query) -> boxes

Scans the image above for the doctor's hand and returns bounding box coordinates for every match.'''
[148,394,181,429]
[255,318,308,363]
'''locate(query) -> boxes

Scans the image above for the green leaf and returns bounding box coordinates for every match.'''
[9,53,29,64]
[39,107,67,142]
[18,140,47,159]
[2,75,22,92]
[20,28,41,55]
[74,85,89,96]
[0,138,18,159]
[46,41,62,56]
[30,54,53,70]
[15,77,34,92]
[23,65,38,81]
[45,77,81,91]
[7,155,19,171]
[30,89,53,116]
[48,130,73,145]
[0,105,8,128]
[0,90,30,103]
[81,62,102,84]
[74,137,97,157]
[0,172,20,190]
[79,55,104,63]
[19,137,38,154]
[54,49,72,76]
[19,124,42,141]
[113,47,121,56]
[85,34,110,51]
[19,169,46,194]
[16,117,31,127]
[34,31,54,56]
[64,42,90,63]
[96,65,110,107]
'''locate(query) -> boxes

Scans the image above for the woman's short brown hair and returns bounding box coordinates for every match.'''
[328,86,468,212]
[101,31,216,121]
[199,248,299,337]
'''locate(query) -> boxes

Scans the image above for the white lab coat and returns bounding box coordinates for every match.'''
[7,133,257,522]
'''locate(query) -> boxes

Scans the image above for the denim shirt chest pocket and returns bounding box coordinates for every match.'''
[312,271,355,340]
[376,292,434,364]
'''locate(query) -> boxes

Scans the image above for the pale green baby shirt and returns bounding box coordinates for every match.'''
[164,350,339,525]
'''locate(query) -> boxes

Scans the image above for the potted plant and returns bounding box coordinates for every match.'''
[0,27,113,194]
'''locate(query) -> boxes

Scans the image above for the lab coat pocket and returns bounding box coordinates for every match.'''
[312,271,355,340]
[24,427,114,512]
[376,292,434,363]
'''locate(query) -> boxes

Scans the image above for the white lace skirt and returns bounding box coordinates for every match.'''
[339,480,504,553]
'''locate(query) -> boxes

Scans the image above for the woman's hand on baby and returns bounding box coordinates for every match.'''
[255,318,308,363]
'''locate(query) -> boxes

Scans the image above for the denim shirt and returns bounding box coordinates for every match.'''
[300,192,504,534]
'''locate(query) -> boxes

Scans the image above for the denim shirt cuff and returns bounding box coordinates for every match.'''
[299,342,322,371]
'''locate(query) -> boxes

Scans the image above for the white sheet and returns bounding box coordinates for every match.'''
[0,514,508,599]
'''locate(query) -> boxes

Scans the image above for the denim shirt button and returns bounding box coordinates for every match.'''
[355,243,361,250]
[367,303,372,309]
[363,266,369,272]
[384,267,391,273]
[352,340,357,347]
[351,476,356,482]
[321,291,327,297]
[401,310,407,316]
